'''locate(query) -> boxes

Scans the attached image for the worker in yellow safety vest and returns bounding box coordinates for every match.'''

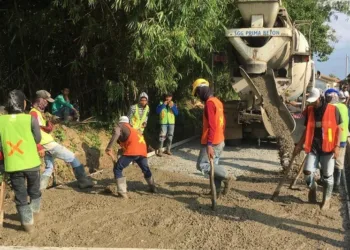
[0,90,43,232]
[30,90,94,190]
[127,92,150,135]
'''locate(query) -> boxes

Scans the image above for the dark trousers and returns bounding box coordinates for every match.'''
[9,170,41,207]
[113,156,152,179]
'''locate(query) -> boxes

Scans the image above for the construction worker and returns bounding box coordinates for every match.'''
[294,88,342,210]
[192,78,232,197]
[105,116,156,199]
[0,90,43,232]
[127,92,150,134]
[156,93,179,156]
[324,89,349,191]
[30,90,94,190]
[52,87,79,121]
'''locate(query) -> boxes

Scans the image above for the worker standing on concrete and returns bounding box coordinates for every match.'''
[0,90,42,232]
[324,89,349,191]
[30,90,94,190]
[156,93,179,156]
[294,88,342,210]
[127,92,150,135]
[105,116,156,198]
[192,78,232,197]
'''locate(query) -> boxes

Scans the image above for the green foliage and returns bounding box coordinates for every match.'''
[0,0,348,120]
[85,132,101,150]
[53,128,66,143]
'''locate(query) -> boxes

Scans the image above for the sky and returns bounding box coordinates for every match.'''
[315,13,350,79]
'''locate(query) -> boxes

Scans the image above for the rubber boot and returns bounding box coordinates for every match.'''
[222,177,233,196]
[333,168,342,192]
[116,177,128,198]
[321,181,333,210]
[157,141,164,157]
[164,141,172,155]
[73,165,94,189]
[145,177,157,193]
[17,205,34,232]
[308,180,317,204]
[30,197,41,221]
[40,175,50,191]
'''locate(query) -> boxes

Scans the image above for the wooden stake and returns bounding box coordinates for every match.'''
[209,158,217,211]
[289,155,307,189]
[271,153,297,200]
[0,174,6,226]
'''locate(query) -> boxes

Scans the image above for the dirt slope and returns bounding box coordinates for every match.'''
[0,142,348,249]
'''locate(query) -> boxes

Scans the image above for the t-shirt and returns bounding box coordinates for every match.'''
[340,90,349,98]
[304,98,342,155]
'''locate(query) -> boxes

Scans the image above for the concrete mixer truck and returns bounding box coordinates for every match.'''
[224,0,315,165]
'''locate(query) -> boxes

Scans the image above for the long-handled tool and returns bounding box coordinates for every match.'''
[209,158,217,211]
[52,166,57,187]
[271,153,298,200]
[289,155,307,189]
[0,174,6,226]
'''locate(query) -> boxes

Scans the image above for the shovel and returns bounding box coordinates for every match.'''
[209,158,217,211]
[0,173,6,227]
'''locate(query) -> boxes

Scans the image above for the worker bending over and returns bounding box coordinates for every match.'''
[192,78,232,197]
[294,88,342,210]
[105,116,156,198]
[0,90,43,232]
[30,90,94,190]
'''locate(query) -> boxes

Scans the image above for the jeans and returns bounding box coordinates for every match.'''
[53,106,76,121]
[114,155,152,179]
[43,144,80,177]
[304,152,335,189]
[9,170,41,207]
[335,147,346,170]
[196,141,227,191]
[159,124,175,150]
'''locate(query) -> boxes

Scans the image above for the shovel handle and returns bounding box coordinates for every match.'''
[209,158,217,211]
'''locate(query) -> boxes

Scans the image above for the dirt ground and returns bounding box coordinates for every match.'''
[0,141,349,249]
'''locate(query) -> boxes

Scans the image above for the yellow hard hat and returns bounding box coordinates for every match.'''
[192,78,209,96]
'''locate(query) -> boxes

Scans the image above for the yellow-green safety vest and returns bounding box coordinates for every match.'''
[159,102,175,125]
[0,114,41,172]
[334,103,349,142]
[30,108,55,145]
[130,105,149,132]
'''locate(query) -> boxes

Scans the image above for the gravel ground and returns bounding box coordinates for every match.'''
[149,139,281,180]
[1,139,349,249]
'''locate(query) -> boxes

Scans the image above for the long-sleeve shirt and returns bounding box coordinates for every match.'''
[127,104,149,125]
[156,103,179,116]
[52,94,74,113]
[0,115,41,164]
[204,101,216,145]
[106,123,131,150]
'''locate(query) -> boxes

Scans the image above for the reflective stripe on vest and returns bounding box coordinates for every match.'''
[159,102,175,125]
[130,105,149,132]
[30,108,54,145]
[304,104,338,153]
[0,114,41,172]
[201,97,225,145]
[119,123,147,157]
[334,103,349,142]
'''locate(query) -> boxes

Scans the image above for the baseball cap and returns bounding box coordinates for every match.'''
[119,116,129,124]
[36,90,54,102]
[306,88,321,103]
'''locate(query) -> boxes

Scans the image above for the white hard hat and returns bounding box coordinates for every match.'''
[306,88,321,103]
[119,116,129,124]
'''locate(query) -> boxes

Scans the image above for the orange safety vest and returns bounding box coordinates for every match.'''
[119,123,147,157]
[304,104,338,153]
[201,97,225,145]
